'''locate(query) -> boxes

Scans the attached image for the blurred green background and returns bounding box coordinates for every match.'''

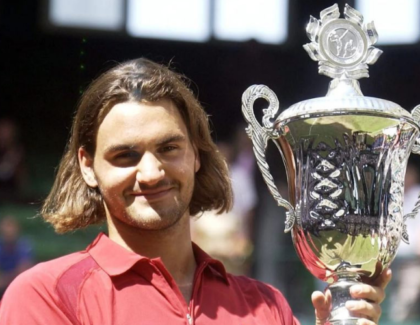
[0,202,102,262]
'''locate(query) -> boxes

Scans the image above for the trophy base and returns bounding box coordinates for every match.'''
[327,274,362,325]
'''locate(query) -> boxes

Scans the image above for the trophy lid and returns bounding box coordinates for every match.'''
[278,4,413,123]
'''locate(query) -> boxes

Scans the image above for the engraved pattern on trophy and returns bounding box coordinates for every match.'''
[403,104,420,242]
[291,126,414,242]
[386,148,408,254]
[241,85,296,232]
[301,138,346,234]
[411,104,420,155]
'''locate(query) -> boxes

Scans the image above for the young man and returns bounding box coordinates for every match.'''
[0,58,390,324]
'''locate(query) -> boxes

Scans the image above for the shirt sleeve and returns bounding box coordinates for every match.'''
[258,281,302,325]
[0,266,73,324]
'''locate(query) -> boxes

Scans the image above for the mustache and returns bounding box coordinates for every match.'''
[136,180,178,191]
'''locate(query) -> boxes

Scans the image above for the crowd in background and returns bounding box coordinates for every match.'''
[0,118,26,204]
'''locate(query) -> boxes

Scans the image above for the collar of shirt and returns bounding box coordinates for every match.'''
[86,233,228,283]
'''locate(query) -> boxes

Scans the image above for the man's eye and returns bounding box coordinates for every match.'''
[115,151,140,160]
[161,145,178,153]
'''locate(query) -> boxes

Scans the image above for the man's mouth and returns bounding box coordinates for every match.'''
[131,187,174,201]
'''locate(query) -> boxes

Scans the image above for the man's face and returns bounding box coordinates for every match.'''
[79,99,200,231]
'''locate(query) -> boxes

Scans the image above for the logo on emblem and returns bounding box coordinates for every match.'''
[328,28,358,59]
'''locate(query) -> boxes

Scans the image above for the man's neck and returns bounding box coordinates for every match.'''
[106,214,197,302]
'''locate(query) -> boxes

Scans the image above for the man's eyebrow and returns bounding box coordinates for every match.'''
[103,144,137,154]
[156,134,187,146]
[103,134,187,153]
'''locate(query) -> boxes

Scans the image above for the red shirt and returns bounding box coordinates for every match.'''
[0,233,300,324]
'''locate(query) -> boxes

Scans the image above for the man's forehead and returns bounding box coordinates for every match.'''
[95,101,192,149]
[102,100,182,124]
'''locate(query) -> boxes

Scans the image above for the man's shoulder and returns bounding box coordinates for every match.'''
[225,273,299,324]
[227,273,288,303]
[0,251,99,323]
[5,250,91,294]
[227,273,279,290]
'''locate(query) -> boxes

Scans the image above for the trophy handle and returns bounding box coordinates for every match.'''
[241,85,296,233]
[402,104,420,244]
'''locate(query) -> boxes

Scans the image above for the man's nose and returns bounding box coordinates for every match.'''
[136,152,165,185]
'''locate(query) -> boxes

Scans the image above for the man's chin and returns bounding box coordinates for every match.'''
[125,210,185,231]
[128,219,181,232]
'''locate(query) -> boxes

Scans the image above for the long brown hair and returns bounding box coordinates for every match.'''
[41,58,233,233]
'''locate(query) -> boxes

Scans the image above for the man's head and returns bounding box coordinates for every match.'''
[0,118,19,150]
[42,58,232,233]
[0,216,20,243]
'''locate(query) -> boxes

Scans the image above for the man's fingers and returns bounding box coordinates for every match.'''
[312,270,391,325]
[350,283,386,303]
[352,319,378,325]
[372,268,392,289]
[346,299,382,323]
[349,269,392,304]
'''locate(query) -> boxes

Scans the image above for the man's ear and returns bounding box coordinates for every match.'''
[194,148,201,173]
[78,147,98,188]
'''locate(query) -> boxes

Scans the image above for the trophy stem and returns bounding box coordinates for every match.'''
[327,273,361,325]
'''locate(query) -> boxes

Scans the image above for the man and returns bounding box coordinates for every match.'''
[0,58,389,324]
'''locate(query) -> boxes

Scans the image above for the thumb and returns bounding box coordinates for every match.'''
[312,290,331,325]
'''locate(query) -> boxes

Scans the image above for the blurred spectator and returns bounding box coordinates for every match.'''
[191,208,252,275]
[0,118,26,202]
[0,216,34,298]
[389,159,420,322]
[191,126,256,275]
[226,126,257,239]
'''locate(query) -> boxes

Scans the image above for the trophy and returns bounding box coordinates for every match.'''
[242,4,420,324]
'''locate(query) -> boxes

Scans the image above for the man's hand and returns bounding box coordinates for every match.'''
[311,269,392,325]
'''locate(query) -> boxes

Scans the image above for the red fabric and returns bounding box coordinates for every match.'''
[0,233,300,325]
[56,256,100,324]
